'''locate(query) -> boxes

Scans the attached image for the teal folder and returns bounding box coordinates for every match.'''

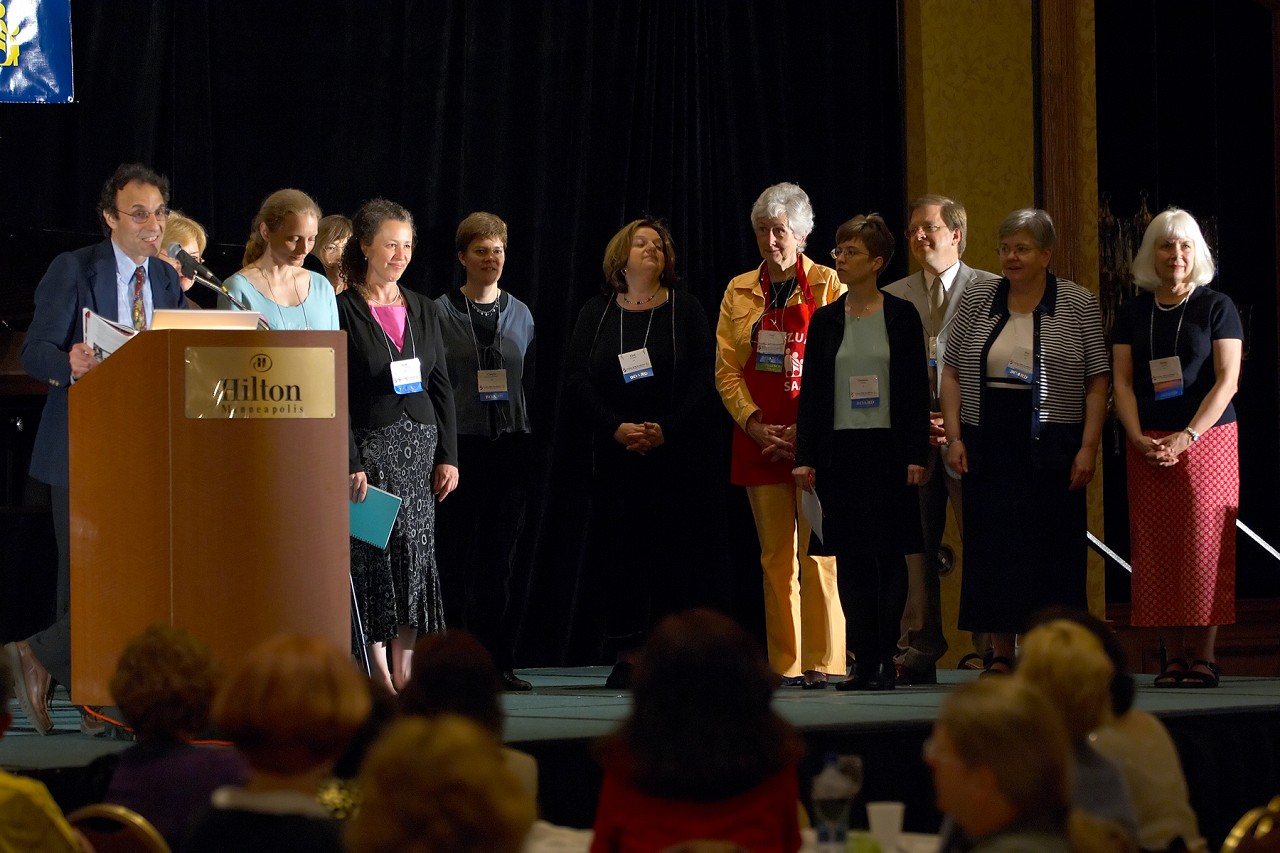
[349,485,402,550]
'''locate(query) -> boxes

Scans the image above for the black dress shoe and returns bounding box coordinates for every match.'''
[895,663,938,686]
[501,670,533,692]
[835,675,868,691]
[801,670,828,690]
[605,661,633,690]
[865,663,896,691]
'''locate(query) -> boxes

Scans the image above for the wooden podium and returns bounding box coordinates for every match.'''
[68,330,350,704]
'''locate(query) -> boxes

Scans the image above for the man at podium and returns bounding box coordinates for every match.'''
[3,163,188,735]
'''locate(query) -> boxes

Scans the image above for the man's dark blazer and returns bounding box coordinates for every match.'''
[22,237,185,487]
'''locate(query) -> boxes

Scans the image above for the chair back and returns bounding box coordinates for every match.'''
[67,803,170,853]
[1222,796,1280,853]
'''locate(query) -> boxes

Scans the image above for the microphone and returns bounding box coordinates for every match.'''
[165,242,271,330]
[166,243,222,286]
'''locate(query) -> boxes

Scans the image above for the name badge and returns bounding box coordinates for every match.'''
[618,348,654,383]
[849,375,880,408]
[477,369,510,401]
[928,336,939,367]
[390,357,423,395]
[756,329,785,373]
[1150,356,1184,400]
[1004,346,1034,383]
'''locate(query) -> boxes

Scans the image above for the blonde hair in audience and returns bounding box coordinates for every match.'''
[212,633,370,774]
[347,715,535,853]
[1016,619,1115,742]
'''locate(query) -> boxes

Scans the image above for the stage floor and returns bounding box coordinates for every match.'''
[5,666,1280,770]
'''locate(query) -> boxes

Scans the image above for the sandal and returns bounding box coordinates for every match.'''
[980,656,1014,677]
[1154,657,1188,688]
[957,652,988,671]
[1180,659,1220,688]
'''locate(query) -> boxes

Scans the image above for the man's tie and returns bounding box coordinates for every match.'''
[132,265,147,330]
[928,275,945,334]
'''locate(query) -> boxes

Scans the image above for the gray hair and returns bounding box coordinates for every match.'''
[997,208,1056,253]
[751,182,815,243]
[909,194,969,256]
[1131,207,1216,291]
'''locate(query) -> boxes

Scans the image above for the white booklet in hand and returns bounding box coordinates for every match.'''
[82,308,138,362]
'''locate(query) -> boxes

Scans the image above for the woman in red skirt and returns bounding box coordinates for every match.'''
[1112,207,1243,688]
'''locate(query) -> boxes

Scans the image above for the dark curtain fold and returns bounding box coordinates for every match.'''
[0,0,906,664]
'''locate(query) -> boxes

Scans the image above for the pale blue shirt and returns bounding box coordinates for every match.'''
[219,270,339,331]
[111,239,154,328]
[833,308,891,430]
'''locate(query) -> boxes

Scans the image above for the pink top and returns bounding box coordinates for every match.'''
[370,304,407,352]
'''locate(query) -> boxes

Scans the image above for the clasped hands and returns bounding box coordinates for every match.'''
[614,422,665,454]
[1130,432,1189,468]
[746,414,795,463]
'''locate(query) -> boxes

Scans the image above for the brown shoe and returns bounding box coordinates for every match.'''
[4,641,54,735]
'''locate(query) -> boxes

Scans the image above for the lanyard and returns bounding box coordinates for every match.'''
[620,302,657,354]
[376,306,417,363]
[465,295,504,369]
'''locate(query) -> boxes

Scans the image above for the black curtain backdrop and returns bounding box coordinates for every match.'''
[1,1,906,665]
[1095,0,1279,602]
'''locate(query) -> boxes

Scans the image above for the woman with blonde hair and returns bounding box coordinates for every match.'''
[1112,207,1241,688]
[1016,620,1138,842]
[219,188,338,330]
[184,634,372,853]
[347,715,535,853]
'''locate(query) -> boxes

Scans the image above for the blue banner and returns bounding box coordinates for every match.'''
[0,0,73,103]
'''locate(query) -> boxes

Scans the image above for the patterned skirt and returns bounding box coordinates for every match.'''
[1128,421,1238,627]
[350,415,445,643]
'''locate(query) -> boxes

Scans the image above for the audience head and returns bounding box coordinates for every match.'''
[341,198,416,289]
[212,634,371,775]
[399,630,504,735]
[928,677,1072,839]
[1016,619,1115,743]
[1131,207,1216,291]
[833,213,894,282]
[242,188,322,267]
[601,608,802,801]
[1029,607,1136,717]
[313,214,353,271]
[602,218,678,293]
[751,182,815,250]
[347,714,535,853]
[110,624,220,742]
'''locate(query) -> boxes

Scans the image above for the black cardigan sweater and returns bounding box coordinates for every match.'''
[795,291,931,472]
[338,287,458,473]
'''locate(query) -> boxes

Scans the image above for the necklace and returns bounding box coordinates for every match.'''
[466,296,499,317]
[622,287,662,306]
[365,285,402,306]
[258,267,311,329]
[1155,290,1189,311]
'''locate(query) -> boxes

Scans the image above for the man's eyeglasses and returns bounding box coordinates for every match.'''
[115,206,170,224]
[905,223,946,238]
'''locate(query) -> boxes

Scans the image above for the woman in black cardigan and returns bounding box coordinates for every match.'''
[794,214,929,690]
[338,198,458,696]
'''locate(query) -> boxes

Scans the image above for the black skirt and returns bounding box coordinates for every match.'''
[813,428,923,557]
[958,387,1087,633]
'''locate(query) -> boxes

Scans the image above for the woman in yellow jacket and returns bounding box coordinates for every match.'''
[715,182,846,688]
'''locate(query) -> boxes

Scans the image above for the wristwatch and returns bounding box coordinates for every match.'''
[1184,427,1201,443]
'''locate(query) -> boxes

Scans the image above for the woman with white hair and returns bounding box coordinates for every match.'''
[941,209,1110,674]
[714,182,846,688]
[1112,207,1242,688]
